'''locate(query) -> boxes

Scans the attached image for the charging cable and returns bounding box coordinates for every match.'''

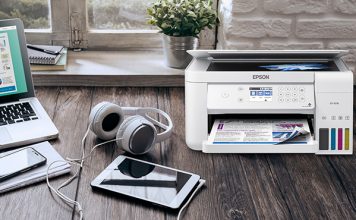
[46,122,121,220]
[177,179,206,220]
[47,122,206,220]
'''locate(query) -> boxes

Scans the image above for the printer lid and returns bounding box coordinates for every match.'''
[188,50,348,60]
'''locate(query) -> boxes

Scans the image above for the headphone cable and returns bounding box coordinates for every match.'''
[46,122,120,220]
[177,179,206,220]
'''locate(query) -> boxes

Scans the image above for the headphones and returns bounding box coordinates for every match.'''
[88,102,173,155]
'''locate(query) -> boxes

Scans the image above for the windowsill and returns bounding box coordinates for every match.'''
[32,50,185,87]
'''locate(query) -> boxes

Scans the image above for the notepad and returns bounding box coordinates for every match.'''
[0,141,71,193]
[30,48,68,71]
[27,45,64,64]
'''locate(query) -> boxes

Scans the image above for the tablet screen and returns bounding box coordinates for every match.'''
[98,158,193,206]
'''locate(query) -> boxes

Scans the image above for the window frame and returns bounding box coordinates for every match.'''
[25,0,71,47]
[24,0,218,50]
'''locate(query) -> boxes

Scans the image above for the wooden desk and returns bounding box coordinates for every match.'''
[1,87,355,220]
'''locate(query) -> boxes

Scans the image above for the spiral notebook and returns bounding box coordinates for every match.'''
[27,45,64,65]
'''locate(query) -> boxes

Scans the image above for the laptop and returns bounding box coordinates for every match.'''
[0,19,58,150]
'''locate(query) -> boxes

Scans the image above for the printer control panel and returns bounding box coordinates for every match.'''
[208,84,315,111]
[277,86,308,103]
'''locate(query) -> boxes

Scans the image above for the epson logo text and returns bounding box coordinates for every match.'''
[253,75,270,80]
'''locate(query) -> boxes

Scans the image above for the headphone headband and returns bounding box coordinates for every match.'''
[135,107,173,143]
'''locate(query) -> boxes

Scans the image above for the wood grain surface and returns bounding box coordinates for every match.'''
[0,87,355,220]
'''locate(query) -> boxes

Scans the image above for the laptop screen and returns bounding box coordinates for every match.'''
[0,25,28,97]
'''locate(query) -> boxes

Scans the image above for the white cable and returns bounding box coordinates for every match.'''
[46,122,121,220]
[177,179,206,220]
[66,138,121,163]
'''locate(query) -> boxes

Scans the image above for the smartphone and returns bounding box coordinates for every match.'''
[91,155,201,209]
[0,147,47,182]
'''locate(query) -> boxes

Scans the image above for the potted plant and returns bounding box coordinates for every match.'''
[147,0,218,69]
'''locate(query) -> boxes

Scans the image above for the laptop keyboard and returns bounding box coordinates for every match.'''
[0,102,38,126]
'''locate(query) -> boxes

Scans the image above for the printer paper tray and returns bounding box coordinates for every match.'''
[202,141,317,153]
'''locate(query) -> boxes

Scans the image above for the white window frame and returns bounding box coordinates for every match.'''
[25,0,218,50]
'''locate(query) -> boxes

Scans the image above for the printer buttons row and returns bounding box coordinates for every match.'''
[279,87,305,93]
[279,97,305,103]
[279,98,296,103]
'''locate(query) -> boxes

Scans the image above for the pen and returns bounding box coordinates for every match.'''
[26,44,60,55]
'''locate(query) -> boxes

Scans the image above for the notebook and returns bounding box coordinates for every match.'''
[30,48,68,71]
[0,141,71,193]
[27,45,64,64]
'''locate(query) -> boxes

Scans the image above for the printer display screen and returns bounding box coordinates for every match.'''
[249,87,273,102]
[207,61,339,71]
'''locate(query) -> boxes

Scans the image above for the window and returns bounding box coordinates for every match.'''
[87,0,156,30]
[0,0,50,29]
[0,0,217,50]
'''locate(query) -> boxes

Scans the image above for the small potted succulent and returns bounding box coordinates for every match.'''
[147,0,218,69]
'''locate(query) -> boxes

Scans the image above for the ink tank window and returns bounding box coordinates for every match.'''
[207,61,340,72]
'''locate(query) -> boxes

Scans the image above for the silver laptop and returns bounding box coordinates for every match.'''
[0,19,58,150]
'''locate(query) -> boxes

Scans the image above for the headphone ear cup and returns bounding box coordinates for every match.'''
[89,102,124,140]
[116,116,157,155]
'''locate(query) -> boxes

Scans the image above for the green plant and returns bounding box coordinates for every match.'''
[147,0,218,37]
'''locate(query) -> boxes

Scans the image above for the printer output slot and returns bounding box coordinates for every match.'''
[207,114,314,136]
[204,114,317,153]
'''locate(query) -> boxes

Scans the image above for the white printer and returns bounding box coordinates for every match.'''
[185,50,353,154]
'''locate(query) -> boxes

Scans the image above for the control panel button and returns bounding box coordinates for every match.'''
[300,96,305,102]
[221,92,230,98]
[292,98,298,102]
[278,98,284,102]
[299,87,305,93]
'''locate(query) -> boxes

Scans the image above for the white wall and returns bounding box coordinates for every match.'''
[217,0,356,77]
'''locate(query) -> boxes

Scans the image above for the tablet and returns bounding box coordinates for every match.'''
[91,155,201,209]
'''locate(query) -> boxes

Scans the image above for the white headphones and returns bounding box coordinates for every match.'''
[88,102,173,155]
[47,102,203,220]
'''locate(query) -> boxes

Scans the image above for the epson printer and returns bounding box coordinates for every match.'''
[185,50,353,154]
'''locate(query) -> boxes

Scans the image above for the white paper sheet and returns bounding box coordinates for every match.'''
[0,141,71,193]
[208,119,312,145]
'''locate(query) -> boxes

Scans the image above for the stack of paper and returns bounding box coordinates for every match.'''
[208,119,312,145]
[0,141,71,193]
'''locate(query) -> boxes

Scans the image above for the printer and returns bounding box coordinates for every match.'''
[185,50,353,154]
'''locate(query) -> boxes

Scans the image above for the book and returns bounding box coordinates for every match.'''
[30,48,68,71]
[0,141,71,193]
[27,44,64,65]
